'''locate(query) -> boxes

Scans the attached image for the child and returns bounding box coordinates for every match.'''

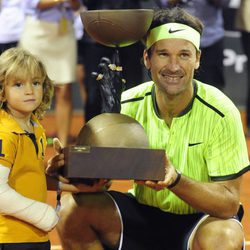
[0,48,58,250]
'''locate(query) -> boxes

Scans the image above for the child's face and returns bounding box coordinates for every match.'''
[3,76,43,117]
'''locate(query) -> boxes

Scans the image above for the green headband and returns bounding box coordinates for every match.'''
[146,23,200,50]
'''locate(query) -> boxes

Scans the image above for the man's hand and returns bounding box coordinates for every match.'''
[135,155,179,191]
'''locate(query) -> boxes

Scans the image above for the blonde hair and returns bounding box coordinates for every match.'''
[0,48,54,119]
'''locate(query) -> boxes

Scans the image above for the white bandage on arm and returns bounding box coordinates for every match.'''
[0,165,59,232]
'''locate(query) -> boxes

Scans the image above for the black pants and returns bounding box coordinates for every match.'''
[108,191,204,250]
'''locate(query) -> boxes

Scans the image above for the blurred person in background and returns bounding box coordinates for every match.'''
[19,0,81,146]
[235,0,250,136]
[0,0,24,53]
[155,0,230,91]
[73,4,87,114]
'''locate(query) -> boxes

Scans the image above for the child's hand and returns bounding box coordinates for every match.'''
[46,138,65,176]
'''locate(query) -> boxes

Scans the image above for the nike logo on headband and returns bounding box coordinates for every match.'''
[168,28,185,33]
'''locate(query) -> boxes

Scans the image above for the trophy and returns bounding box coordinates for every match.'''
[63,9,166,184]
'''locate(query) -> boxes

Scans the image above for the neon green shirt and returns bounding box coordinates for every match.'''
[0,109,48,243]
[121,80,250,214]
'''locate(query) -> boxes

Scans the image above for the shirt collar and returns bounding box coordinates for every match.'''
[152,80,197,119]
[0,109,45,135]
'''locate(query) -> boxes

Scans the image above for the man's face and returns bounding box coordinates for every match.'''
[144,38,201,97]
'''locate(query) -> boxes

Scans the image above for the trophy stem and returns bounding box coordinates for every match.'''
[112,46,121,67]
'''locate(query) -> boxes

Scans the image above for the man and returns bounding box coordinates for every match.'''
[47,7,249,250]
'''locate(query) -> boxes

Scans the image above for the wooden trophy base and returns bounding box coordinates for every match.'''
[63,146,165,181]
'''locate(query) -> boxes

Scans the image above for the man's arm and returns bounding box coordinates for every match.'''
[141,158,242,219]
[170,174,241,218]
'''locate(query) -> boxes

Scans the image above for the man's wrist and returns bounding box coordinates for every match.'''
[168,169,181,189]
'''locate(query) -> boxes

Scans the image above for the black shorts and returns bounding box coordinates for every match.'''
[0,241,50,250]
[108,191,204,250]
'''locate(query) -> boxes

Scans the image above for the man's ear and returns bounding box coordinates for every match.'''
[143,50,151,70]
[195,50,201,70]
